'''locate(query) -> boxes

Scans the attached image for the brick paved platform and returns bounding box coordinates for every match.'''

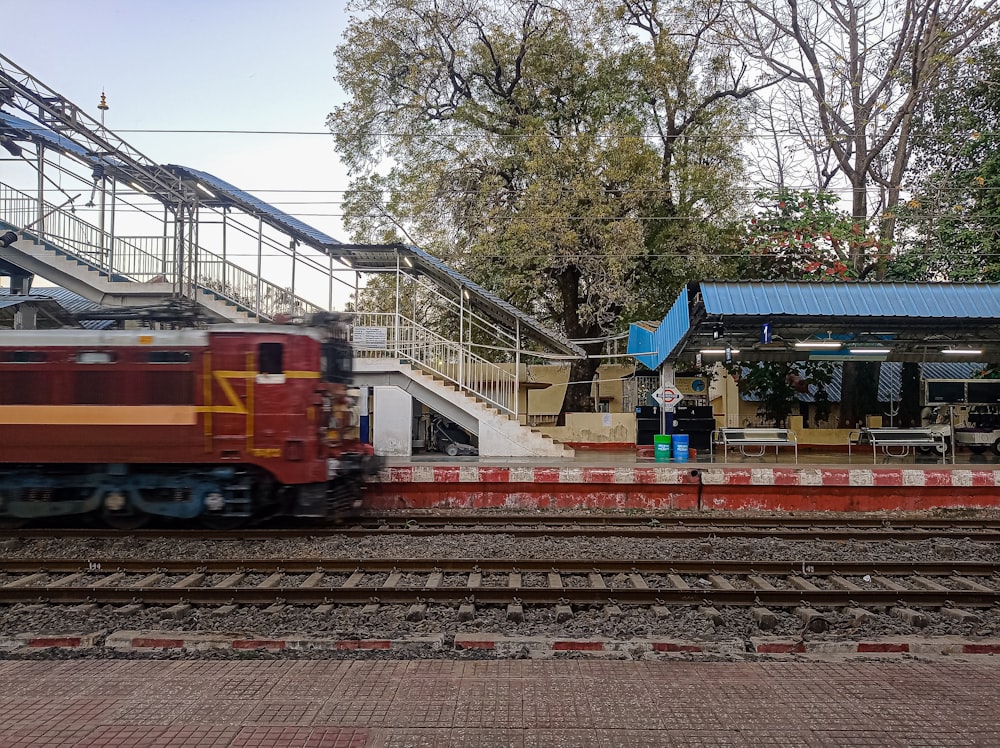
[0,658,997,746]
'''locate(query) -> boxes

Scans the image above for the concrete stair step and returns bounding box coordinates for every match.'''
[393,361,572,457]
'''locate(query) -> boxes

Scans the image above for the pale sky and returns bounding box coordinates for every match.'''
[4,0,355,242]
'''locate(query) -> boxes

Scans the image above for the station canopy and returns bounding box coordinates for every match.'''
[627,281,1000,370]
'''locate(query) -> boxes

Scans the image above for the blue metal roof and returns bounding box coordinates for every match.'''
[0,111,92,161]
[29,287,116,329]
[627,281,1000,370]
[628,286,689,370]
[167,165,341,249]
[701,282,1000,318]
[0,288,114,329]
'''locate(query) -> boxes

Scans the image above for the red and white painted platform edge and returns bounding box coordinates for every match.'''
[2,631,999,658]
[378,465,1000,488]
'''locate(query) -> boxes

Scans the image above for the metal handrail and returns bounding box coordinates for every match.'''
[0,181,321,320]
[353,312,516,415]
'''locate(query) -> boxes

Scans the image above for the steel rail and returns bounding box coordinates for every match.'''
[5,521,1000,542]
[360,514,1000,529]
[2,558,999,576]
[0,586,997,608]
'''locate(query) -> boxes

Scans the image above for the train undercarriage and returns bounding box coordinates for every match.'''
[0,452,381,529]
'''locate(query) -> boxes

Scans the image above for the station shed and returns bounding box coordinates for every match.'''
[626,280,1000,439]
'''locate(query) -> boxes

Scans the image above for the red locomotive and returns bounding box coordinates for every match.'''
[0,312,379,528]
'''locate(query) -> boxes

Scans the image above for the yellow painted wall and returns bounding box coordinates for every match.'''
[541,412,637,444]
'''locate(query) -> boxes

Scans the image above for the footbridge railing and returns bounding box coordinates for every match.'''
[352,312,517,417]
[0,181,322,321]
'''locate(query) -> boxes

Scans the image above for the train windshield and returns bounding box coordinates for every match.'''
[322,340,353,384]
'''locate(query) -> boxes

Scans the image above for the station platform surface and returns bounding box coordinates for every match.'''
[1,657,997,746]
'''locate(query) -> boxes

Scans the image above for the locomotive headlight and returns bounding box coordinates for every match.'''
[104,491,126,511]
[205,492,225,512]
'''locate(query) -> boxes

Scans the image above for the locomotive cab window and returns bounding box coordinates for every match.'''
[322,340,353,384]
[256,342,285,384]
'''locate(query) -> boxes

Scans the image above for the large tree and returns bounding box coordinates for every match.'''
[892,40,1000,281]
[330,0,753,410]
[734,0,999,272]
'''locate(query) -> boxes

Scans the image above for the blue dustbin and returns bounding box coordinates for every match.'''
[653,434,671,462]
[672,434,689,461]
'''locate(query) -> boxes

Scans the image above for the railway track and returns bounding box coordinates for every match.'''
[1,558,997,617]
[5,513,1000,541]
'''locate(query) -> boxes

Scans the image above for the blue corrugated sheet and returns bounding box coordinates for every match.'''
[167,165,341,249]
[30,287,114,329]
[701,282,1000,318]
[627,286,690,370]
[0,112,92,161]
[0,288,115,329]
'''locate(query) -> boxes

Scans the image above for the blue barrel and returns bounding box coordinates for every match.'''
[672,434,689,461]
[653,434,671,462]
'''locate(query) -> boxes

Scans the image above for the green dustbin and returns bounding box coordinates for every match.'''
[654,434,671,462]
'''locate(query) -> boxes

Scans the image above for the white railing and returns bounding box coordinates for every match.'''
[353,312,517,416]
[0,182,322,320]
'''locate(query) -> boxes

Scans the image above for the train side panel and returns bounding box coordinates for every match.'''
[0,320,375,526]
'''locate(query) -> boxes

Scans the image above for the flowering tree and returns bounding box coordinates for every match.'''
[741,189,887,281]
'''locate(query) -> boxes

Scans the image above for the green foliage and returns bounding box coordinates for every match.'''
[332,0,751,333]
[726,361,834,428]
[331,0,754,411]
[893,41,1000,282]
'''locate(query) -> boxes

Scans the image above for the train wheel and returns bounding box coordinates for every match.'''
[968,445,988,455]
[0,518,27,530]
[102,508,150,530]
[993,438,1000,457]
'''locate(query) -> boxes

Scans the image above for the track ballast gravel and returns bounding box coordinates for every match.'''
[1,531,998,657]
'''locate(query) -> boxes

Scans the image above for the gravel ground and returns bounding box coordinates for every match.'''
[1,532,998,657]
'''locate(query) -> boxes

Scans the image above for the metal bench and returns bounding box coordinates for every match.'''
[848,427,948,464]
[712,428,798,463]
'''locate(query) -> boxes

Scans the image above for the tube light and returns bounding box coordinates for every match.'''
[195,182,216,198]
[942,348,982,355]
[699,348,741,354]
[794,341,842,349]
[850,348,890,354]
[129,181,149,194]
